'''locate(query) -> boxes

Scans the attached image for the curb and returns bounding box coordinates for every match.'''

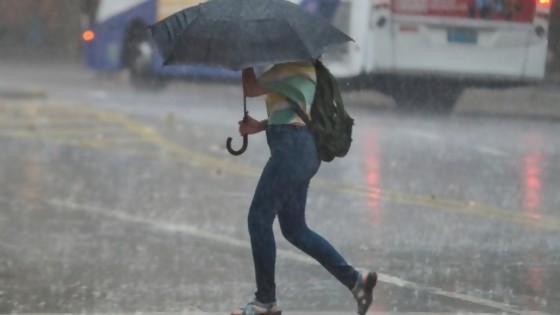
[343,85,560,120]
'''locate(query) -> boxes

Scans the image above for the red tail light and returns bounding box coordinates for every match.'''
[82,30,95,42]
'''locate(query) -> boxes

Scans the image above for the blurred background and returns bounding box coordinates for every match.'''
[1,1,560,315]
[0,0,82,61]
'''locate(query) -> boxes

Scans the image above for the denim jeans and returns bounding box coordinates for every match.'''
[248,125,358,304]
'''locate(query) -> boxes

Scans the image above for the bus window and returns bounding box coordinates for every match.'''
[96,0,147,23]
[470,0,536,21]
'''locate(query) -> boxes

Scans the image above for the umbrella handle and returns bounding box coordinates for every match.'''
[226,135,248,156]
[226,110,249,156]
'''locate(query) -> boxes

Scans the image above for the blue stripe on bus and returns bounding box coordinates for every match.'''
[85,0,238,79]
[85,0,157,70]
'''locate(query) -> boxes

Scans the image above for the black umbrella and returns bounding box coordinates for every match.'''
[148,0,352,155]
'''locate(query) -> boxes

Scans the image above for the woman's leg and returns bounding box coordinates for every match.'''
[247,158,283,304]
[246,127,323,304]
[247,155,307,304]
[277,181,377,315]
[243,127,375,315]
[278,181,359,290]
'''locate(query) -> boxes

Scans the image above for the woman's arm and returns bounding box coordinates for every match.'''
[242,68,269,97]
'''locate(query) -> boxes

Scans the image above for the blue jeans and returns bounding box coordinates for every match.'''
[248,125,358,304]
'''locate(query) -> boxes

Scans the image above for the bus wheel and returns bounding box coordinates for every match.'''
[123,26,165,90]
[393,82,462,114]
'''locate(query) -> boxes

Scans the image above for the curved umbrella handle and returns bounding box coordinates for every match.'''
[227,90,249,156]
[226,135,248,156]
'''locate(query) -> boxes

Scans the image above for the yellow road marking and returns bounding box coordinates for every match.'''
[1,102,559,231]
[0,119,108,127]
[0,128,127,137]
[89,106,560,231]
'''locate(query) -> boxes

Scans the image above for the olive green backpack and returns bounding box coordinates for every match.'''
[288,60,354,162]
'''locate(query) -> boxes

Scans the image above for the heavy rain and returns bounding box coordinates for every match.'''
[0,0,559,315]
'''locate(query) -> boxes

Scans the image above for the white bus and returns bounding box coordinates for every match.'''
[306,0,552,111]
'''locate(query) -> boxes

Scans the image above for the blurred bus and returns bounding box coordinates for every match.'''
[305,0,552,111]
[81,0,551,111]
[80,0,237,88]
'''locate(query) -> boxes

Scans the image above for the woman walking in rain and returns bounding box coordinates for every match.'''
[231,60,377,315]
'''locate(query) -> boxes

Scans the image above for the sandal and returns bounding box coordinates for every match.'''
[351,271,378,315]
[230,300,282,315]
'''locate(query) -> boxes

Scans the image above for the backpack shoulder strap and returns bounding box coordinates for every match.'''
[287,98,313,128]
[322,64,344,110]
[329,71,340,97]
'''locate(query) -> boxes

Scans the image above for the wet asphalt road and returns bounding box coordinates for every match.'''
[0,63,559,315]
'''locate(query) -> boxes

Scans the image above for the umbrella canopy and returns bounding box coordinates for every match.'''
[148,0,353,70]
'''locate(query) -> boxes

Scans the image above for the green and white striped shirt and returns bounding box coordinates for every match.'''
[259,61,317,125]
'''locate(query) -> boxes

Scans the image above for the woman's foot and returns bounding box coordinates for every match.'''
[230,300,282,315]
[351,271,377,315]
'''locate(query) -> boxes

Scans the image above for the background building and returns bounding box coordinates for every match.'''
[0,0,82,61]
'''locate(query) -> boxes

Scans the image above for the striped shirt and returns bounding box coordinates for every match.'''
[258,61,317,125]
